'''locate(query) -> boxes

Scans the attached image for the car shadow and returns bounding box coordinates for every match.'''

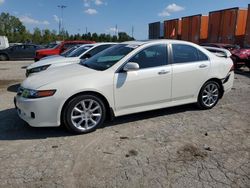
[235,69,250,79]
[7,83,20,93]
[0,104,199,140]
[103,104,198,128]
[0,108,71,140]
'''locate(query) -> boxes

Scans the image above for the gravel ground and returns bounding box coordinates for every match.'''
[0,61,249,188]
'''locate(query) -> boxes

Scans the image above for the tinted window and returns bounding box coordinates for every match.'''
[68,45,93,57]
[12,45,24,50]
[129,44,168,69]
[172,44,208,63]
[82,44,113,59]
[63,43,76,49]
[25,45,36,50]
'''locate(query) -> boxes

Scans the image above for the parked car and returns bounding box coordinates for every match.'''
[26,43,117,76]
[0,44,43,61]
[0,36,9,50]
[200,43,250,69]
[39,44,82,61]
[15,40,234,134]
[231,47,250,69]
[34,40,95,61]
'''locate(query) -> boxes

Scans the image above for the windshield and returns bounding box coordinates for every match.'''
[67,45,93,57]
[80,44,137,71]
[52,43,61,49]
[61,46,79,57]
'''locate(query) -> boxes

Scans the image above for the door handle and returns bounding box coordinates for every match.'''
[199,64,208,68]
[158,70,170,75]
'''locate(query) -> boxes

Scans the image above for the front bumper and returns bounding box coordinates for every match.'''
[14,95,61,127]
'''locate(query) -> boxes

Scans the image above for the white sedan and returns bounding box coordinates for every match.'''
[15,40,234,134]
[26,43,117,76]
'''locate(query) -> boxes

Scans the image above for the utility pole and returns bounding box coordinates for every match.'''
[132,25,134,38]
[58,5,67,40]
[115,24,118,38]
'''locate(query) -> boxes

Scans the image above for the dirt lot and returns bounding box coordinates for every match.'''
[0,61,249,188]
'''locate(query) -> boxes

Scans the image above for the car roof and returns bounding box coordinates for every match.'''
[121,39,199,46]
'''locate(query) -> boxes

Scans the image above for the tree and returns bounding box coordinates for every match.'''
[0,12,135,44]
[32,28,42,44]
[0,12,26,42]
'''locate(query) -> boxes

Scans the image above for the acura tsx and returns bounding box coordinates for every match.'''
[15,40,234,134]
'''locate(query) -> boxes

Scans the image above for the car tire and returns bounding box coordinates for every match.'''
[62,94,106,134]
[0,54,8,61]
[197,81,220,110]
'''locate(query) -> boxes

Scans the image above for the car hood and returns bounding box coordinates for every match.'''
[22,63,97,89]
[27,57,79,69]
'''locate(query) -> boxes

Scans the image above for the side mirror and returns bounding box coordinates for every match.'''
[123,62,139,72]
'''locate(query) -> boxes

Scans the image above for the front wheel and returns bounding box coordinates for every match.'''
[63,95,106,134]
[0,54,8,61]
[197,81,220,110]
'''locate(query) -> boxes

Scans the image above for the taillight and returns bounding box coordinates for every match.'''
[229,64,234,72]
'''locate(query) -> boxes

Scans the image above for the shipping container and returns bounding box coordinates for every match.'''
[148,22,163,39]
[245,4,250,47]
[181,14,208,44]
[208,7,248,46]
[163,19,182,39]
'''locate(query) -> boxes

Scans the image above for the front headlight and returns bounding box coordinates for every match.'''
[26,64,51,76]
[17,87,56,99]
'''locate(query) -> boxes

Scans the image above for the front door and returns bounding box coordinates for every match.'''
[114,44,172,113]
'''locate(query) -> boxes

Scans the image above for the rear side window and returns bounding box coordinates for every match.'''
[172,44,208,64]
[129,44,168,69]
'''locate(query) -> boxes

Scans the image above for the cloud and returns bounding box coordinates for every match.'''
[19,15,50,25]
[53,15,60,23]
[0,0,4,5]
[83,0,105,7]
[158,3,184,17]
[84,8,98,15]
[94,0,103,5]
[108,27,118,33]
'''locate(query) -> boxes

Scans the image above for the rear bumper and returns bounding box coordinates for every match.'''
[222,72,234,94]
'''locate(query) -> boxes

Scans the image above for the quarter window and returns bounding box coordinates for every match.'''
[129,44,168,69]
[172,44,208,64]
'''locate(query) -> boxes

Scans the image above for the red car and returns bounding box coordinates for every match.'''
[200,43,250,69]
[35,40,95,61]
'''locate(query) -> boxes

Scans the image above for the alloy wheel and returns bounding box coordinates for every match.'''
[70,99,102,131]
[201,83,219,107]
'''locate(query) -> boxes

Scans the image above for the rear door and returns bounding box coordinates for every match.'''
[171,43,210,101]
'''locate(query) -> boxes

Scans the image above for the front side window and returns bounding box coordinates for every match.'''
[129,44,168,69]
[172,44,208,64]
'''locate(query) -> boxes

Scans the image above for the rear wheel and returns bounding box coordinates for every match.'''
[62,95,106,134]
[197,81,220,110]
[0,54,8,61]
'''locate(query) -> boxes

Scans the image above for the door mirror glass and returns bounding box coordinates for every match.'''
[123,62,139,72]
